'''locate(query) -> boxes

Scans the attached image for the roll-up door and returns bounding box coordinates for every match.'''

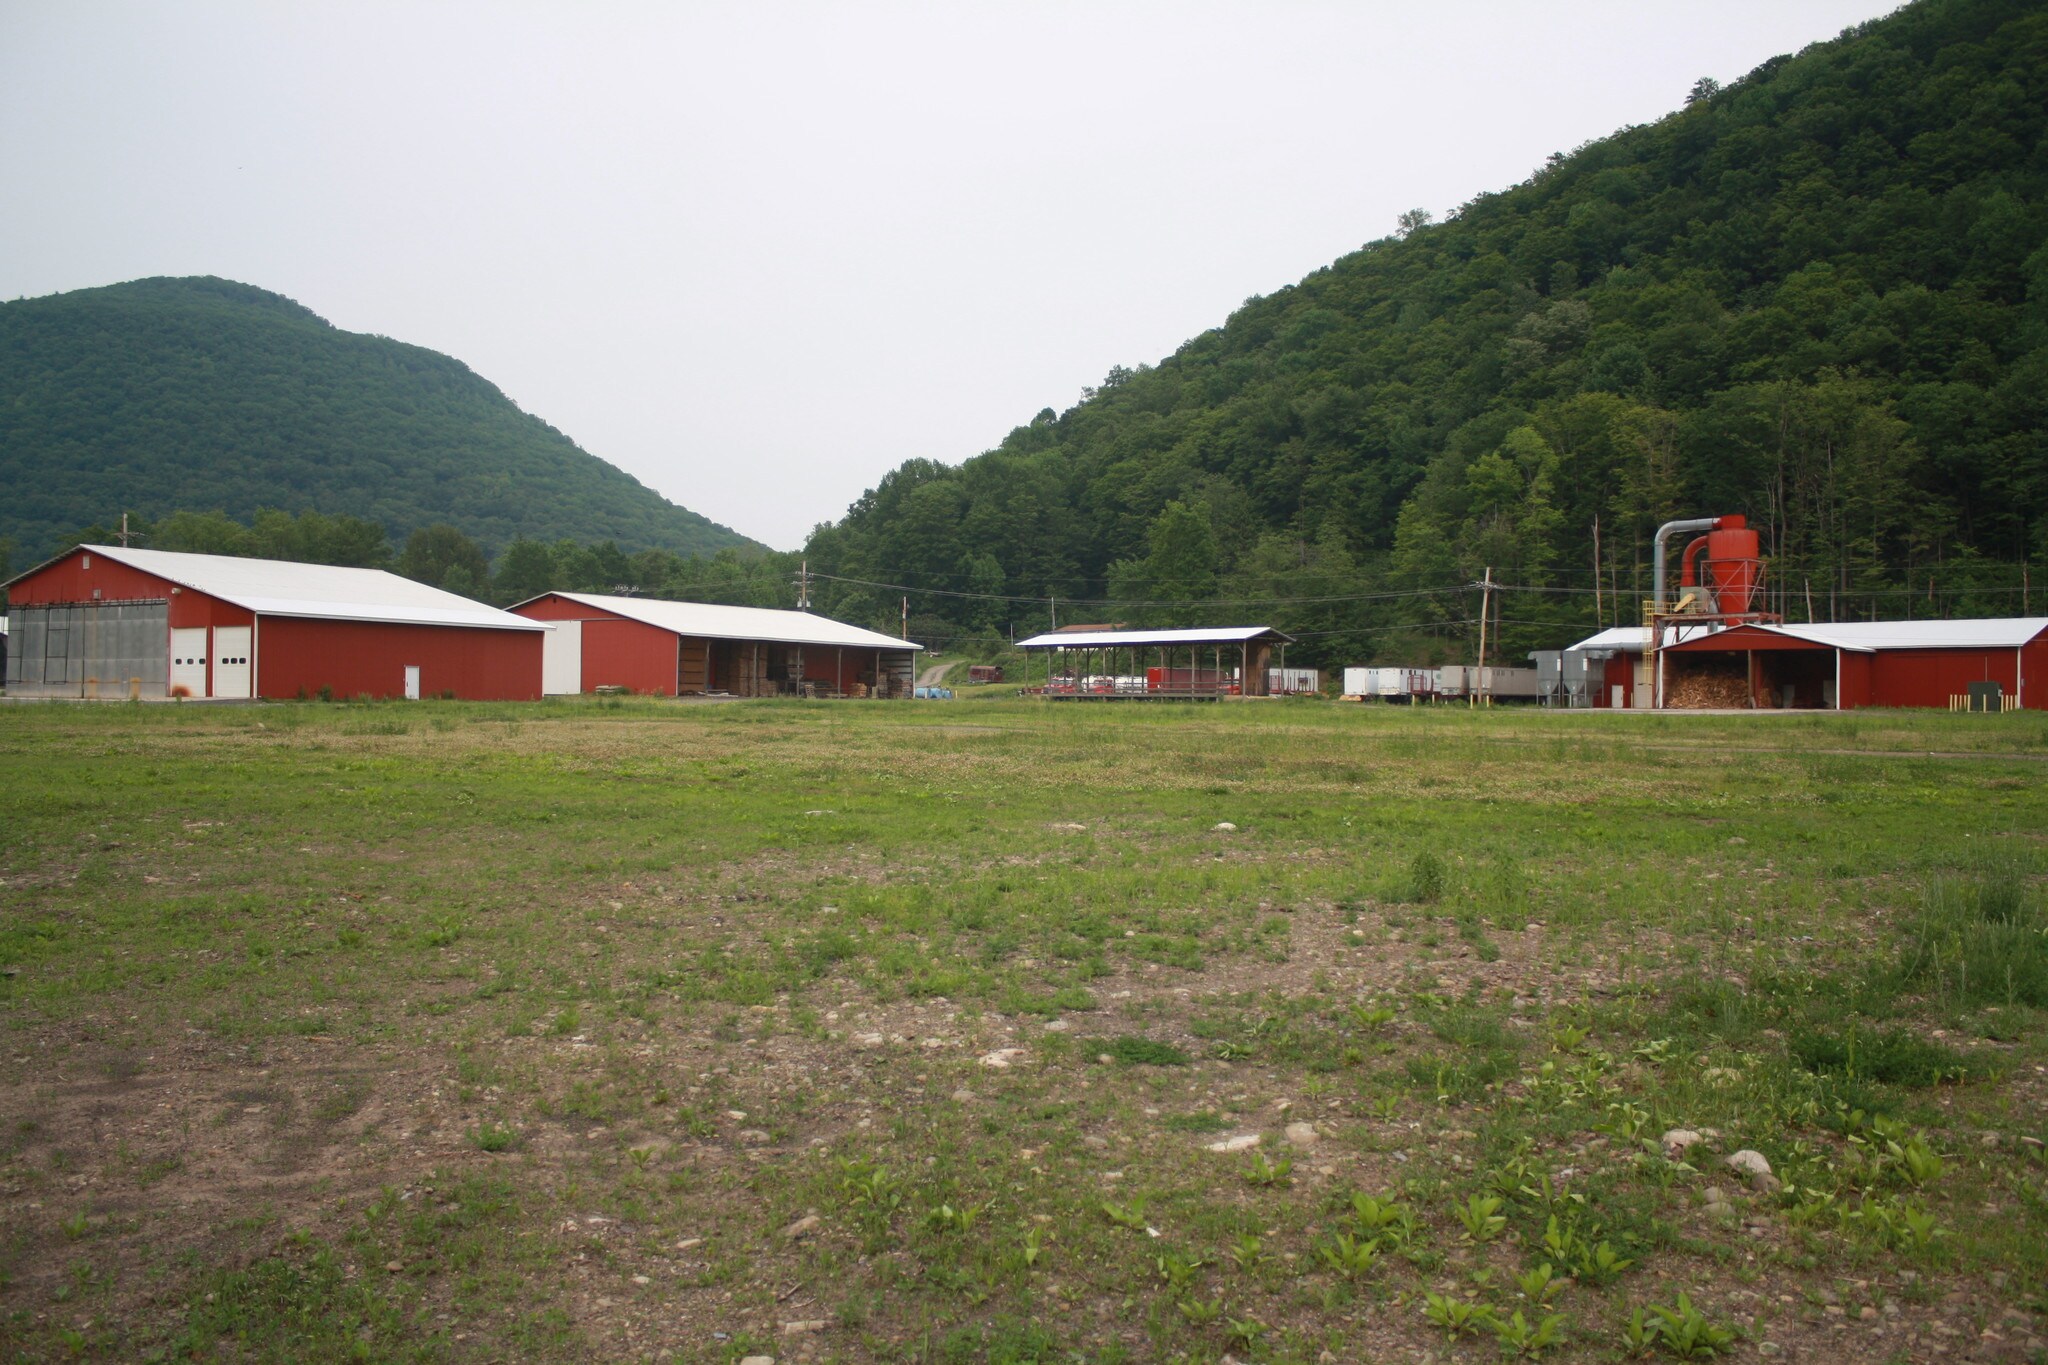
[171,629,208,696]
[213,626,253,699]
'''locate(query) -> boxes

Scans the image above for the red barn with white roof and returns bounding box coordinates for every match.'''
[3,545,545,700]
[1660,617,2046,710]
[510,591,921,697]
[1565,617,2047,711]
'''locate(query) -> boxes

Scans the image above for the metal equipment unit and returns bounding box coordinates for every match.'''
[1530,649,1594,707]
[1646,513,1778,708]
[1266,667,1321,695]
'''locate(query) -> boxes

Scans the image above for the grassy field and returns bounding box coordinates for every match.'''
[1,696,2044,1364]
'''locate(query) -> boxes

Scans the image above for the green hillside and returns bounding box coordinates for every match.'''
[0,277,757,564]
[806,0,2048,663]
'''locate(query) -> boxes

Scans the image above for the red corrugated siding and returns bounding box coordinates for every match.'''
[508,594,676,695]
[1868,647,2021,709]
[1666,624,1828,653]
[256,617,542,701]
[580,618,678,695]
[9,549,169,606]
[1838,652,1872,709]
[801,646,873,692]
[513,594,628,623]
[6,548,251,629]
[2023,639,2048,709]
[1599,654,1633,707]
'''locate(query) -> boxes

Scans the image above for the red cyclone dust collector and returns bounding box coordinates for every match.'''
[1678,515,1762,617]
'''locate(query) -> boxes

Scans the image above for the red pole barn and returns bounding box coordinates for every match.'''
[510,591,923,697]
[1657,617,2048,710]
[2,545,545,701]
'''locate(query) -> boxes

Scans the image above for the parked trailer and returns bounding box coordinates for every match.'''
[1484,666,1540,700]
[1342,667,1432,701]
[1437,665,1541,702]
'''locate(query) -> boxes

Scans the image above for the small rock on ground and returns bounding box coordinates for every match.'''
[1662,1128,1704,1159]
[1285,1122,1319,1148]
[1725,1149,1780,1190]
[1207,1134,1261,1153]
[781,1214,821,1240]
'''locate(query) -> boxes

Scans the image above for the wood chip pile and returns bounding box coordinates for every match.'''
[1666,669,1754,709]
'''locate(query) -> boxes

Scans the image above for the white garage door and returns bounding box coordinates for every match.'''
[171,628,208,697]
[214,626,253,699]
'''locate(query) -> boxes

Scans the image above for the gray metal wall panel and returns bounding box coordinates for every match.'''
[4,602,167,697]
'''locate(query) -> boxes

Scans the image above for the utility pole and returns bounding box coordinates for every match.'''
[119,512,132,548]
[901,596,908,640]
[1482,573,1499,712]
[794,558,811,611]
[1591,513,1603,629]
[1049,595,1057,631]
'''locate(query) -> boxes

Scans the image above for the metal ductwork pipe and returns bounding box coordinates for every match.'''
[1652,517,1720,611]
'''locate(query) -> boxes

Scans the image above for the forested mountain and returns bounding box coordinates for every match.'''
[0,277,757,566]
[804,0,2048,664]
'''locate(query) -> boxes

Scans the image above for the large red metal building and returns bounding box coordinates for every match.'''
[511,591,922,697]
[1661,617,2046,710]
[1565,617,2047,711]
[3,545,546,701]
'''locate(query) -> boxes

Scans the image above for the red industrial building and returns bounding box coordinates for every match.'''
[2,545,546,700]
[1661,617,2046,710]
[1559,511,2045,711]
[510,591,923,697]
[1566,618,2046,710]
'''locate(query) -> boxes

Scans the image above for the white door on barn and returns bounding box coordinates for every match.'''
[541,619,582,695]
[213,626,253,699]
[171,628,207,697]
[404,665,421,700]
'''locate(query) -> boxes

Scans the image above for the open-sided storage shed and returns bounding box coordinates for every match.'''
[509,591,922,697]
[1016,625,1294,698]
[2,545,545,700]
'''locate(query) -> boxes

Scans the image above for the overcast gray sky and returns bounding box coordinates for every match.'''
[1,1,1897,550]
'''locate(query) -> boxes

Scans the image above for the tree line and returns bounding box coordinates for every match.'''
[794,0,2048,666]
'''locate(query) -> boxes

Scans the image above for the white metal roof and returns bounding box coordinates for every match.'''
[67,545,545,632]
[528,591,922,651]
[1564,623,1720,653]
[1017,625,1295,649]
[1741,617,2048,653]
[1567,616,2048,655]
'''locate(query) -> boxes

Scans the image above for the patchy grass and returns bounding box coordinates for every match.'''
[0,696,2045,1361]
